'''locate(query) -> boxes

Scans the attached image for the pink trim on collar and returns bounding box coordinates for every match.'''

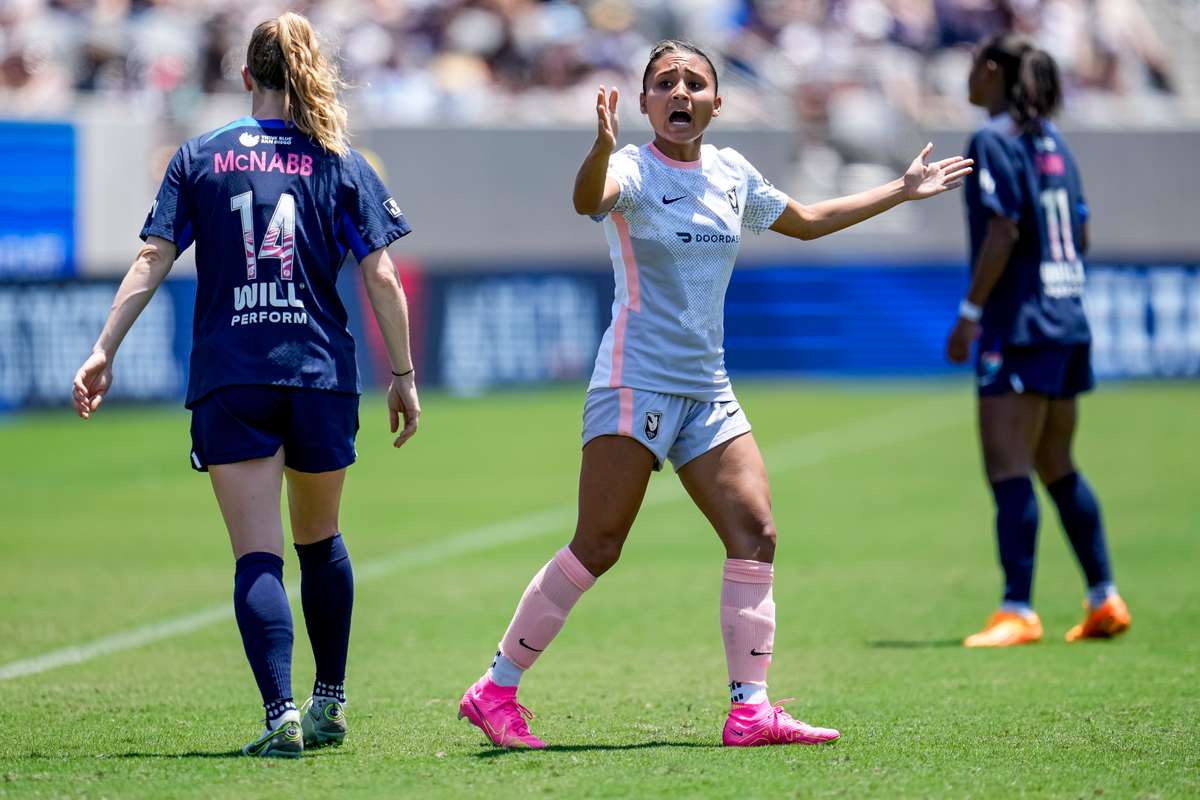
[647,142,702,170]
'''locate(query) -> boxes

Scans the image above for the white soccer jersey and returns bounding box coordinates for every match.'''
[588,142,789,401]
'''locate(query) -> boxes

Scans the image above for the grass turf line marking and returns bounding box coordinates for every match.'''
[0,393,964,683]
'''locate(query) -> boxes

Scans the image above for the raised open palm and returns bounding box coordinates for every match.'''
[596,86,619,149]
[903,143,974,200]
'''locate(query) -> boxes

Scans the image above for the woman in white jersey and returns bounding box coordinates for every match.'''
[458,40,973,749]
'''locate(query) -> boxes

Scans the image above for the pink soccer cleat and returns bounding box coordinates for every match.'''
[458,675,547,750]
[722,699,841,746]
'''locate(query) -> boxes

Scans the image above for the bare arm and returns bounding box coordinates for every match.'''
[359,247,421,447]
[72,235,177,419]
[770,144,973,240]
[572,86,622,216]
[965,216,1020,307]
[946,215,1020,363]
[769,181,907,241]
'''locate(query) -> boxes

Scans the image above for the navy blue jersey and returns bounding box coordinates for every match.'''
[964,116,1090,347]
[141,117,411,407]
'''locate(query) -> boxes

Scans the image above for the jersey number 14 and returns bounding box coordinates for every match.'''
[230,191,296,281]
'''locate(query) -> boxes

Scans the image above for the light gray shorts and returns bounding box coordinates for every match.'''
[581,387,752,471]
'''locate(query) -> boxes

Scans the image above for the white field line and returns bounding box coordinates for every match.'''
[0,393,964,683]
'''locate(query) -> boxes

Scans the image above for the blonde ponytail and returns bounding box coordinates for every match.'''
[247,13,349,156]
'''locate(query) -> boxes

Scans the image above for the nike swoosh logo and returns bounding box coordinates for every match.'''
[662,195,687,204]
[730,729,745,736]
[470,698,505,740]
[750,649,772,656]
[519,638,544,652]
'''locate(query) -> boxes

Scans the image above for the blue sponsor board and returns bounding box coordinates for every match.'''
[725,264,967,377]
[1,264,1196,410]
[0,279,192,411]
[724,264,1200,380]
[423,271,611,395]
[0,122,76,278]
[418,264,1200,392]
[1084,266,1200,378]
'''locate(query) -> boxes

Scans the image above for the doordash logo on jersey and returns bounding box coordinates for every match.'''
[215,150,313,176]
[675,231,739,244]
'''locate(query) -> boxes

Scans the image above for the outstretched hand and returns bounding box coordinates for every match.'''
[903,143,973,200]
[595,86,619,151]
[72,350,112,420]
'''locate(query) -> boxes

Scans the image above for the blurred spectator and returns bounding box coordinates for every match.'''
[0,0,1190,186]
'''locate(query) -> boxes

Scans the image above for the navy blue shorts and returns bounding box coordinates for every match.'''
[189,385,359,473]
[976,343,1095,399]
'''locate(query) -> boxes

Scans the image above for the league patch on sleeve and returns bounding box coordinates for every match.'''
[383,198,402,219]
[980,169,996,195]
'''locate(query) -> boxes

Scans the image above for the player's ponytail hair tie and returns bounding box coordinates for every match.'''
[246,12,350,157]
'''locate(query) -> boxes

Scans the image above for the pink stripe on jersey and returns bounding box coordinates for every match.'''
[610,306,628,387]
[611,213,640,311]
[618,387,634,436]
[648,142,702,170]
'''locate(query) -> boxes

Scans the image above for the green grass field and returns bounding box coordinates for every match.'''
[0,382,1197,798]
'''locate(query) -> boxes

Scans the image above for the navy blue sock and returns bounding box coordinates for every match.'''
[295,533,354,699]
[233,552,294,717]
[1046,472,1113,591]
[990,476,1040,606]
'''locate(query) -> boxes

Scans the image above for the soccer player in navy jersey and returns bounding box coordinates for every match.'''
[72,13,420,756]
[947,34,1131,648]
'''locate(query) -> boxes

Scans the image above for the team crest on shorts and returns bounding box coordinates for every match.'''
[644,411,662,440]
[726,188,739,214]
[979,351,1003,387]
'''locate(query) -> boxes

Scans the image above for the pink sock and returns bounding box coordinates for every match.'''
[721,558,775,688]
[498,546,596,670]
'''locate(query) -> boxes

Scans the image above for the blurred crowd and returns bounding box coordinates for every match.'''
[0,0,1191,131]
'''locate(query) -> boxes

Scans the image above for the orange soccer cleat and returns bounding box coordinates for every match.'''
[1065,595,1131,642]
[963,610,1044,648]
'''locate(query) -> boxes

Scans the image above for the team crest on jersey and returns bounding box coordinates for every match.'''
[726,188,739,214]
[644,411,662,440]
[383,198,402,219]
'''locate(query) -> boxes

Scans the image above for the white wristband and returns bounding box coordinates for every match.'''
[958,299,983,322]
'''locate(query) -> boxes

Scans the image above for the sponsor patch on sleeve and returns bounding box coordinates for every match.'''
[383,198,402,219]
[979,168,996,195]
